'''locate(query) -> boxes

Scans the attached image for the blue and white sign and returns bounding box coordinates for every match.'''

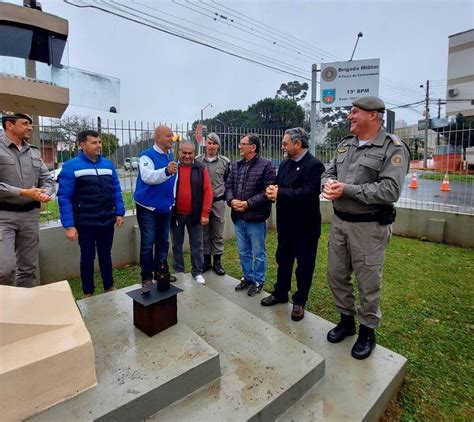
[320,58,380,108]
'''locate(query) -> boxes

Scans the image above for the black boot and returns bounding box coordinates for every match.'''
[327,313,356,343]
[351,325,376,360]
[212,255,225,276]
[203,254,212,272]
[155,262,176,283]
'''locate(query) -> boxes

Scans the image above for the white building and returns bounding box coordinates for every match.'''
[446,29,474,117]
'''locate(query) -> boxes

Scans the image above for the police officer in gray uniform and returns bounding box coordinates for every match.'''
[322,96,409,359]
[195,133,230,275]
[0,112,54,287]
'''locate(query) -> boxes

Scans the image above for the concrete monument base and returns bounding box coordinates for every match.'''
[0,281,96,422]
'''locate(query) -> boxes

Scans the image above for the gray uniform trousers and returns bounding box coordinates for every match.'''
[327,214,391,329]
[202,200,226,255]
[0,208,40,287]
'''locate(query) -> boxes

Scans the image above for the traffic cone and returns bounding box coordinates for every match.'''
[440,173,451,192]
[408,171,418,189]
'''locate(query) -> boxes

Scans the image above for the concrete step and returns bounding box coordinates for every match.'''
[148,273,325,421]
[203,272,407,422]
[30,290,221,421]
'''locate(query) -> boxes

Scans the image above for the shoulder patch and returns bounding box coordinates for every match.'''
[29,144,39,149]
[390,154,403,167]
[220,155,230,163]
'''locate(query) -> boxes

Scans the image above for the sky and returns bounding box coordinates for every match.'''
[9,0,474,126]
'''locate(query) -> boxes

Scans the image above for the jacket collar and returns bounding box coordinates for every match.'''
[1,133,29,150]
[352,128,387,147]
[79,150,102,163]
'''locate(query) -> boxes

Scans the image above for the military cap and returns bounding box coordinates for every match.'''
[207,132,221,146]
[1,112,33,124]
[352,96,385,113]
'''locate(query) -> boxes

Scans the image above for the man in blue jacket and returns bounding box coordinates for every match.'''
[134,125,178,288]
[58,130,125,298]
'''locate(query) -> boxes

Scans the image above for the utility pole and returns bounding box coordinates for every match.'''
[310,63,319,155]
[437,98,441,146]
[423,80,430,169]
[200,103,212,123]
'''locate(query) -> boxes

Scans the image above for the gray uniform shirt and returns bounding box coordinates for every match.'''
[195,154,230,198]
[0,134,54,206]
[321,129,410,214]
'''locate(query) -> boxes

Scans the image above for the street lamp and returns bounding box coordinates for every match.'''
[200,103,212,122]
[349,32,363,61]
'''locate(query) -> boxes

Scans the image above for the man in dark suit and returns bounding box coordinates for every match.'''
[261,127,325,321]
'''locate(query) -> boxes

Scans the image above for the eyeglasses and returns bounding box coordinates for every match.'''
[239,142,251,146]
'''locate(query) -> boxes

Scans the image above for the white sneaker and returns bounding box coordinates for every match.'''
[193,274,206,285]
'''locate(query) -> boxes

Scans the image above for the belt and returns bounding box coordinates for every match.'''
[0,201,40,212]
[213,195,225,203]
[334,206,395,225]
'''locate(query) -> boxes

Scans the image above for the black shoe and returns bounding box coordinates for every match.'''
[203,254,212,272]
[212,255,226,276]
[235,277,252,291]
[327,313,356,343]
[247,283,264,297]
[291,304,305,321]
[351,325,376,360]
[155,264,177,283]
[260,294,288,306]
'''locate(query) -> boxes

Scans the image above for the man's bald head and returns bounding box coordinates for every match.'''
[154,125,174,152]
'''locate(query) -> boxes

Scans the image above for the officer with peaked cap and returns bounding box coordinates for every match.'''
[0,112,54,286]
[195,132,230,275]
[321,96,410,359]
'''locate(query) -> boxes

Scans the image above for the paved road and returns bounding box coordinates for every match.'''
[60,170,473,214]
[398,172,474,214]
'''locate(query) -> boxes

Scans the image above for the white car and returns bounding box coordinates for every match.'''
[124,157,139,171]
[50,167,62,182]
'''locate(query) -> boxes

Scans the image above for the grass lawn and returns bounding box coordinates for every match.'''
[419,172,474,182]
[40,191,135,224]
[69,225,473,421]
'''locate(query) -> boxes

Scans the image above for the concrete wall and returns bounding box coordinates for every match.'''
[39,204,472,284]
[320,201,474,247]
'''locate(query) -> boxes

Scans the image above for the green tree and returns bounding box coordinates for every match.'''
[199,109,251,129]
[246,97,305,129]
[100,133,119,157]
[321,107,351,147]
[276,81,309,102]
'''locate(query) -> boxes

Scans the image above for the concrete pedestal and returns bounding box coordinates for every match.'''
[30,289,220,422]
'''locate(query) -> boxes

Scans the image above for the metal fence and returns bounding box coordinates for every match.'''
[34,117,474,225]
[394,122,474,214]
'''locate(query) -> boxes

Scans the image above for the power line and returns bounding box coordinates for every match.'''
[64,0,430,116]
[64,0,312,80]
[107,0,310,75]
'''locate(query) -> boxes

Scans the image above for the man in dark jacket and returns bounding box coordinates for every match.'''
[225,134,275,296]
[261,128,325,321]
[171,141,213,284]
[58,130,125,298]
